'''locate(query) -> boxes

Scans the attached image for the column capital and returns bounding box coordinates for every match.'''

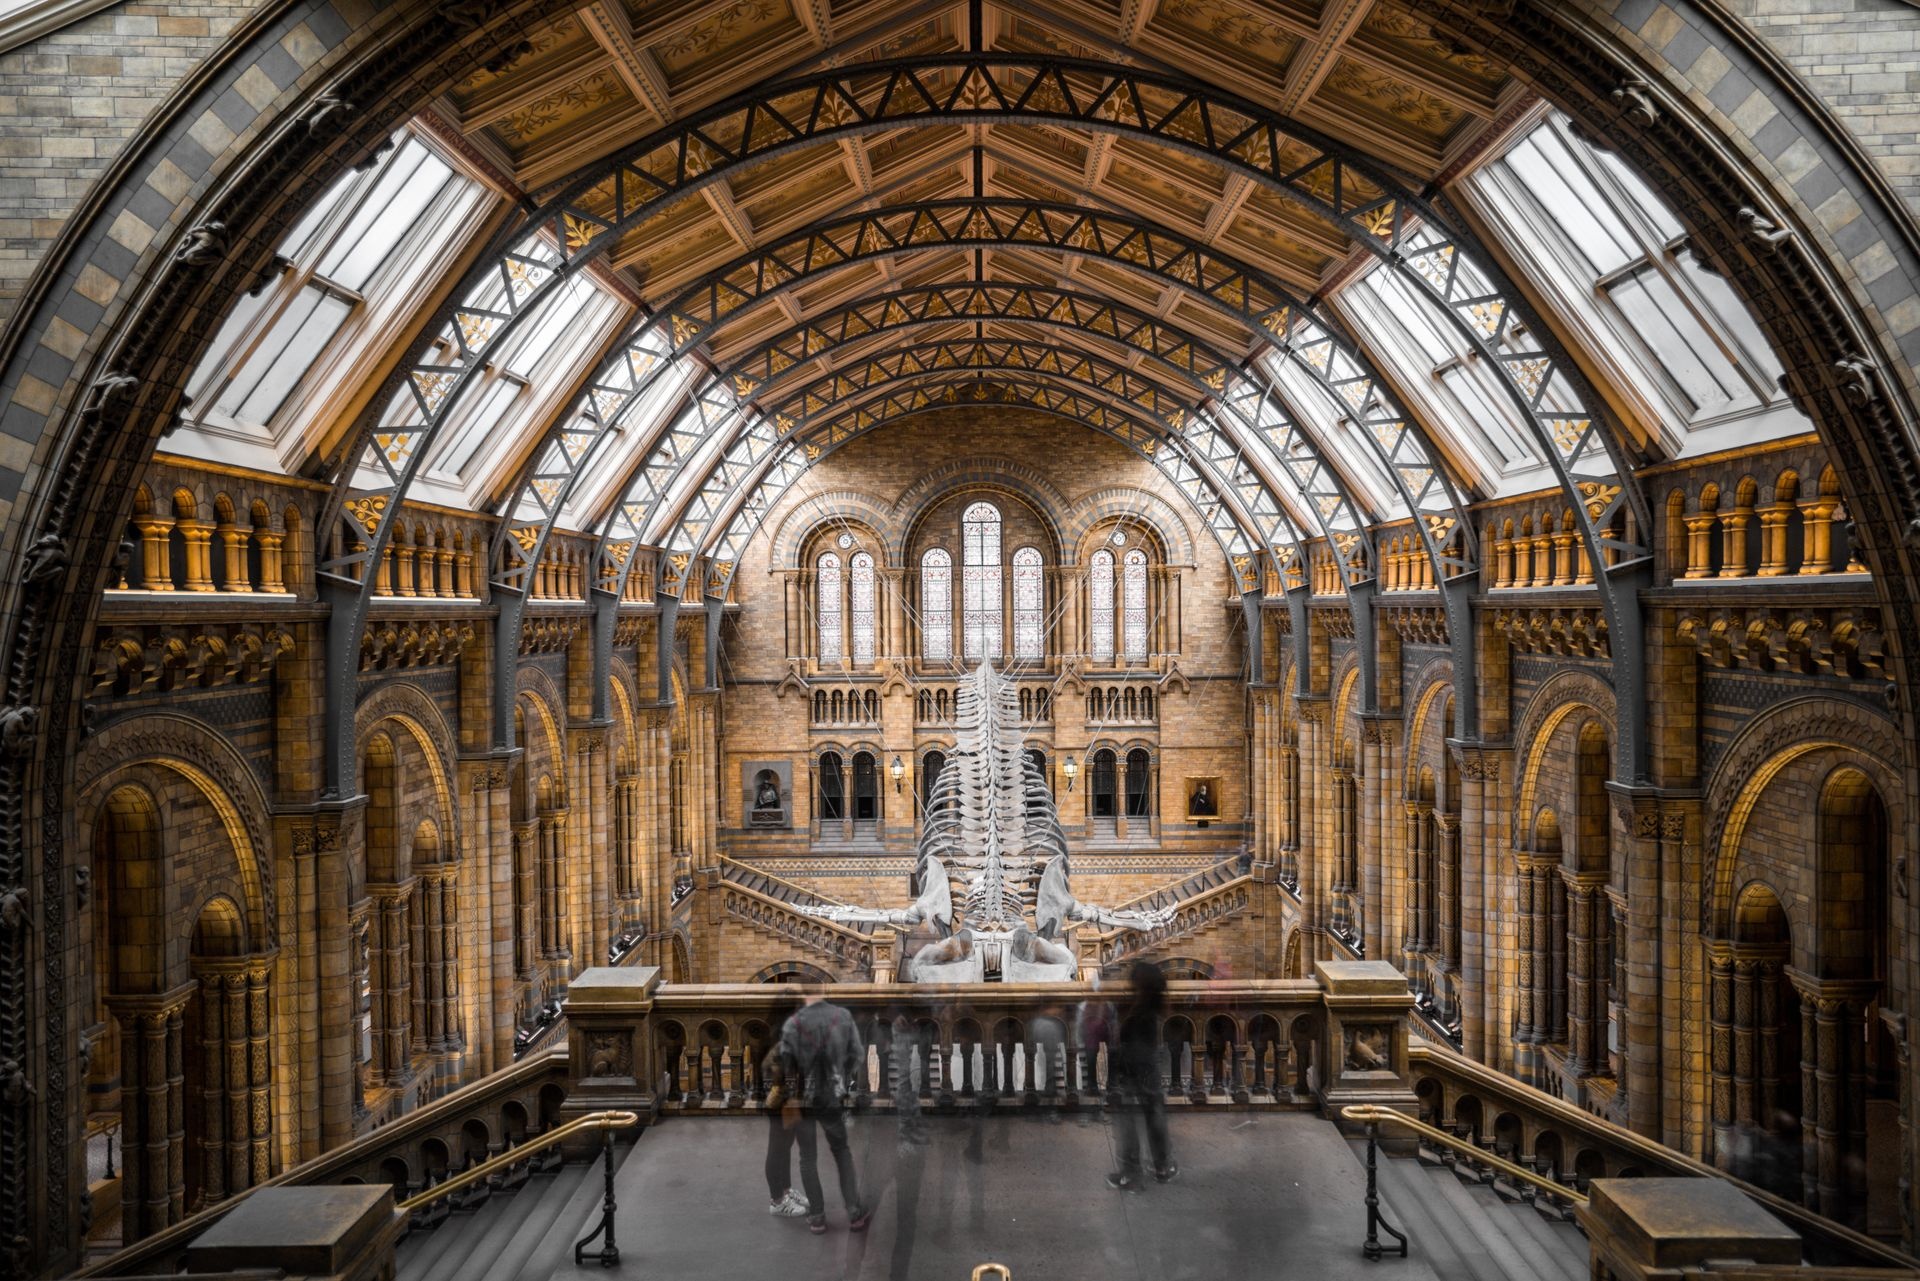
[105,981,199,1025]
[1784,968,1881,1006]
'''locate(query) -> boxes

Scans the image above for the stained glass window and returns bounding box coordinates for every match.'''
[850,552,876,665]
[1012,546,1044,661]
[1089,548,1115,663]
[963,502,1003,661]
[921,548,952,662]
[1122,549,1148,661]
[817,552,842,662]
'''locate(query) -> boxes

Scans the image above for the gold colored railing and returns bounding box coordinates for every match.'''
[1341,1103,1589,1207]
[1341,1103,1587,1263]
[394,1110,636,1213]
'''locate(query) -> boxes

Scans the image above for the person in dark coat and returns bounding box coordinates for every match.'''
[1108,961,1177,1190]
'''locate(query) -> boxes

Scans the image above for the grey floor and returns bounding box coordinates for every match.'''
[558,1110,1443,1281]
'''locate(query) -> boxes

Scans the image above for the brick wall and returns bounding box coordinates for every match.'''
[0,0,264,328]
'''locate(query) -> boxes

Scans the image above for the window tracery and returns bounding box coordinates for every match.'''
[1122,548,1148,662]
[1090,548,1115,664]
[1012,546,1043,661]
[817,552,843,662]
[850,552,876,666]
[963,502,1003,662]
[921,548,952,663]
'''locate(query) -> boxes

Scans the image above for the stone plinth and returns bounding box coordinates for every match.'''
[1313,960,1420,1147]
[183,1186,402,1280]
[1579,1178,1800,1279]
[561,965,662,1147]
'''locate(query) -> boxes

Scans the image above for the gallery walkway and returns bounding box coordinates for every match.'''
[394,1110,1587,1281]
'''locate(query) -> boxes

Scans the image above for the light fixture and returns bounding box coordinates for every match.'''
[1062,754,1078,792]
[890,755,905,793]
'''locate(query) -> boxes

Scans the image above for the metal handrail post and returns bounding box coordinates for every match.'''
[1360,1118,1409,1262]
[572,1123,622,1268]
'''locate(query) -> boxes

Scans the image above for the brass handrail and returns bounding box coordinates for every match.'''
[1341,1104,1588,1206]
[395,1110,639,1214]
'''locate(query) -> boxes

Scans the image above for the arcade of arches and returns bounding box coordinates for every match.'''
[1,0,1920,1275]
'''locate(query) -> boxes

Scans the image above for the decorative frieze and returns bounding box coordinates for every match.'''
[1676,606,1887,680]
[90,623,295,695]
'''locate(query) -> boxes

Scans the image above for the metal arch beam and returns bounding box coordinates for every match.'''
[585,292,1342,600]
[595,341,1304,604]
[653,336,1306,568]
[659,366,1291,601]
[645,304,1329,541]
[308,53,1650,788]
[488,198,1479,615]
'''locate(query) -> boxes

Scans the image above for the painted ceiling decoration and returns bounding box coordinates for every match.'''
[298,0,1681,785]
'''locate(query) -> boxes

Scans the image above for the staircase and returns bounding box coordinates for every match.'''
[720,858,879,934]
[1355,1139,1588,1281]
[392,1146,626,1281]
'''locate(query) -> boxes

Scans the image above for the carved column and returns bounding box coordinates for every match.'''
[1514,853,1538,1049]
[1436,811,1460,974]
[177,519,217,591]
[1798,497,1838,574]
[366,883,411,1081]
[1566,872,1606,1077]
[1710,948,1736,1172]
[256,527,286,594]
[1403,803,1428,957]
[134,513,175,589]
[107,984,195,1240]
[1756,503,1793,576]
[1793,974,1877,1228]
[1360,723,1384,958]
[1683,512,1718,578]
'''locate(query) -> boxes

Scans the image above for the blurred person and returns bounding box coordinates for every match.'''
[778,983,873,1234]
[1107,960,1177,1191]
[761,1024,807,1217]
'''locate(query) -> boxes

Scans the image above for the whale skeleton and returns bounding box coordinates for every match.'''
[803,662,1171,979]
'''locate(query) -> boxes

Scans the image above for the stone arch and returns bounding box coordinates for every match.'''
[767,490,904,570]
[1061,486,1195,567]
[894,456,1074,560]
[1511,668,1618,840]
[75,712,273,952]
[1706,696,1903,938]
[355,681,461,865]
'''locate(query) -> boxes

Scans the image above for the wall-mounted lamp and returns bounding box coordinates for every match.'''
[890,755,905,793]
[1062,754,1078,792]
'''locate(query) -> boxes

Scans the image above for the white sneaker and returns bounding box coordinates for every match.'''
[770,1190,809,1217]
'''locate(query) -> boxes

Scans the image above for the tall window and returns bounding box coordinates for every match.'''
[817,552,842,662]
[850,552,876,665]
[1089,549,1115,663]
[921,548,952,662]
[1122,549,1149,661]
[963,502,1003,661]
[1011,546,1044,661]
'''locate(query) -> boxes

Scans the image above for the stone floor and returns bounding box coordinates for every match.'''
[563,1110,1444,1281]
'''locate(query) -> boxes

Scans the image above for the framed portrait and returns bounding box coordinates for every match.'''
[1184,775,1222,821]
[743,760,792,828]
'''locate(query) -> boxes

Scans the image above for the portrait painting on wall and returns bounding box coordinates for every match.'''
[743,760,793,828]
[1184,776,1221,821]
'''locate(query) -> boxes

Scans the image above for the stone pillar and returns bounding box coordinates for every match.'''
[107,983,196,1240]
[1514,854,1538,1051]
[561,967,663,1136]
[1296,701,1328,958]
[1313,961,1420,1140]
[257,528,286,594]
[1360,728,1383,958]
[134,514,175,589]
[1402,803,1428,957]
[1115,753,1130,841]
[366,884,411,1080]
[1792,976,1878,1228]
[178,518,217,591]
[1567,872,1606,1077]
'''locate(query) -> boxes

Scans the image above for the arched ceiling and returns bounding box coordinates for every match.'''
[322,0,1650,648]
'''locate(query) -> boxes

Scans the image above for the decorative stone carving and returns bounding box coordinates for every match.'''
[1736,207,1791,253]
[1834,352,1879,408]
[1675,606,1887,681]
[0,707,38,758]
[350,137,393,174]
[1610,76,1658,128]
[0,891,25,934]
[245,254,290,297]
[21,533,69,590]
[304,94,355,136]
[173,221,228,268]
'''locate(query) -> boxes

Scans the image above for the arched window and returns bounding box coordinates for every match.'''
[1089,548,1115,663]
[1025,749,1049,803]
[1011,546,1044,661]
[852,752,879,823]
[1122,548,1148,661]
[817,753,844,822]
[963,501,1002,661]
[921,548,952,663]
[850,551,876,665]
[1125,748,1152,818]
[1091,748,1118,819]
[817,552,843,662]
[920,749,946,817]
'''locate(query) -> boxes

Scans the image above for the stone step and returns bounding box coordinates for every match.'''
[507,1141,634,1281]
[1354,1139,1589,1281]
